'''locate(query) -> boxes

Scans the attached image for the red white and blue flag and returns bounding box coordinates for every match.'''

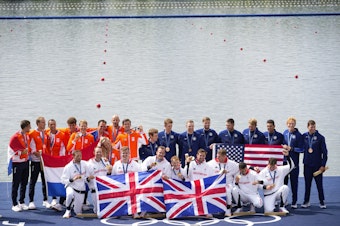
[41,141,98,197]
[244,144,284,170]
[213,143,244,162]
[163,174,227,219]
[7,132,26,175]
[95,170,165,219]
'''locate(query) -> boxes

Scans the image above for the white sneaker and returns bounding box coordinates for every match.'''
[234,207,243,213]
[291,203,298,209]
[320,202,327,209]
[249,204,255,212]
[225,208,231,217]
[52,203,63,212]
[43,200,51,208]
[279,207,289,213]
[51,199,58,206]
[82,204,90,211]
[28,202,36,210]
[62,209,71,218]
[12,205,22,212]
[301,202,310,208]
[19,203,29,211]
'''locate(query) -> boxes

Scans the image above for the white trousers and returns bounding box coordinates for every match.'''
[65,186,85,214]
[263,185,289,212]
[232,186,263,208]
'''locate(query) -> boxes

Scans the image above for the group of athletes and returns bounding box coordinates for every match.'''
[9,115,328,219]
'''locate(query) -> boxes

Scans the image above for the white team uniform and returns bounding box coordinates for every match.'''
[61,160,89,214]
[111,159,142,175]
[208,158,239,206]
[232,169,263,209]
[259,159,295,212]
[87,157,111,213]
[169,167,186,181]
[142,156,171,177]
[184,160,214,181]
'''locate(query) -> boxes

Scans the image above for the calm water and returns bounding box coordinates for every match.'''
[0,1,339,181]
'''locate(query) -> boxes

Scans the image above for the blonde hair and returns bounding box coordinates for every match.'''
[248,118,257,126]
[286,116,296,124]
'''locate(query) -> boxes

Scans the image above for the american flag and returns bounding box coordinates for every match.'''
[95,170,165,218]
[163,174,226,219]
[213,143,283,170]
[244,144,284,170]
[213,143,244,162]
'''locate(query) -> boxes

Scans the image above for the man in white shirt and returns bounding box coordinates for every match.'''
[111,146,141,175]
[259,149,294,214]
[142,146,171,178]
[232,162,263,214]
[185,149,214,181]
[61,150,89,218]
[87,147,112,214]
[208,148,239,216]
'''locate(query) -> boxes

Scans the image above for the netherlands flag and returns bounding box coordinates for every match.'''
[41,141,98,197]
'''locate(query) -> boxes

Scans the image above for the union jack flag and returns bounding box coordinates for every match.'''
[213,143,244,162]
[163,174,226,219]
[95,170,165,218]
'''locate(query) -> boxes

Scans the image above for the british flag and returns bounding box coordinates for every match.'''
[95,170,165,218]
[163,174,227,219]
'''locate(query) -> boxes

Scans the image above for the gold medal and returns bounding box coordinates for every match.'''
[165,147,170,152]
[308,148,313,153]
[188,148,192,152]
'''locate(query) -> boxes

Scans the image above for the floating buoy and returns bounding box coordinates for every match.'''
[240,48,243,51]
[101,77,105,81]
[103,61,106,65]
[295,75,299,79]
[263,59,267,63]
[96,104,101,108]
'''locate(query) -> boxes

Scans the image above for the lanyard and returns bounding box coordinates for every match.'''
[122,160,130,174]
[164,131,171,147]
[308,133,315,148]
[268,133,273,144]
[22,132,28,148]
[248,130,254,144]
[269,170,276,184]
[287,133,293,146]
[203,130,210,147]
[149,142,156,155]
[186,133,193,150]
[74,162,82,174]
[227,130,234,144]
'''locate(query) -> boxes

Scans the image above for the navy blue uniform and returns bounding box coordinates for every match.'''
[178,131,200,167]
[139,140,159,161]
[302,130,328,204]
[218,129,244,144]
[157,130,179,162]
[263,130,284,145]
[196,128,219,161]
[283,128,304,206]
[242,128,265,144]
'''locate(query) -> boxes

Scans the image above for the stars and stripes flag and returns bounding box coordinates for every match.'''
[163,174,227,219]
[213,143,283,170]
[244,144,284,170]
[41,141,98,197]
[213,143,244,163]
[95,170,165,218]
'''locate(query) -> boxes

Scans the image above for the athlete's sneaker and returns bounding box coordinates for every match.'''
[12,205,22,212]
[52,203,63,212]
[43,200,51,208]
[205,214,213,218]
[320,202,327,209]
[62,209,71,218]
[225,208,231,217]
[279,207,289,213]
[19,203,29,211]
[133,213,140,219]
[28,202,36,210]
[301,202,310,208]
[51,199,58,206]
[291,203,298,209]
[234,207,243,214]
[249,204,255,212]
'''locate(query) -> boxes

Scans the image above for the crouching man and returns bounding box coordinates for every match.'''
[61,150,89,218]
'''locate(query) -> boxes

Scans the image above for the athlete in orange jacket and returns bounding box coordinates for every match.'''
[47,119,66,157]
[66,120,94,154]
[113,118,148,161]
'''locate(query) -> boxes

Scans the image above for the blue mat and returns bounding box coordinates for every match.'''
[1,177,339,226]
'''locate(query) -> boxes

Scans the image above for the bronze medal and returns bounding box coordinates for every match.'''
[308,148,313,153]
[165,147,170,152]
